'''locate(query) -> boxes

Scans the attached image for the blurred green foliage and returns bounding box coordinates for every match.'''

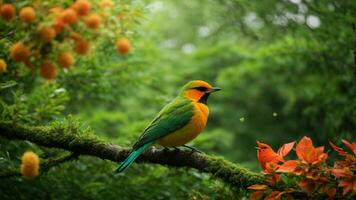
[0,0,355,199]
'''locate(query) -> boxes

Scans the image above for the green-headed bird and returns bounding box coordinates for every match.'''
[116,80,221,173]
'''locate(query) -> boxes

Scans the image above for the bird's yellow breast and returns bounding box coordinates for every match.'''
[156,102,209,147]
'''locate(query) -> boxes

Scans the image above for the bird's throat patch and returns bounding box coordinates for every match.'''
[198,93,210,105]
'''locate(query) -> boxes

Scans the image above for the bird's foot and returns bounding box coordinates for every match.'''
[163,147,180,153]
[182,145,202,153]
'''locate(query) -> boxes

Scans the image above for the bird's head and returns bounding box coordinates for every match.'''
[256,141,274,153]
[180,80,221,104]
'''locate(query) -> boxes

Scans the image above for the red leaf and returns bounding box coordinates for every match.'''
[342,139,356,155]
[248,191,264,200]
[277,141,295,157]
[329,141,347,156]
[247,184,269,191]
[276,160,299,173]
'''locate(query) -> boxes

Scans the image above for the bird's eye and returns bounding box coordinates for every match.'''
[193,86,208,92]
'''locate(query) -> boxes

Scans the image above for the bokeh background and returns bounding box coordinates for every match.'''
[0,0,355,199]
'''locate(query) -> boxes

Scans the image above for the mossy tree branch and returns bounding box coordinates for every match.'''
[0,120,265,189]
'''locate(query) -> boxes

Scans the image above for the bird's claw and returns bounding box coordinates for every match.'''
[182,145,203,153]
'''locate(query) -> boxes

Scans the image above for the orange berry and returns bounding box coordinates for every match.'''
[116,38,131,55]
[19,7,36,23]
[40,27,56,42]
[40,62,57,80]
[52,18,66,33]
[0,59,7,74]
[61,8,77,24]
[20,151,40,179]
[72,0,91,16]
[0,4,15,21]
[99,0,114,8]
[57,52,74,68]
[85,14,101,29]
[10,42,30,62]
[75,40,90,55]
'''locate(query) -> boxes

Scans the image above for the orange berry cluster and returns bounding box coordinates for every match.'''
[0,0,132,80]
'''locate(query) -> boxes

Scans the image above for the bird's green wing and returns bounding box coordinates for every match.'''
[132,97,194,149]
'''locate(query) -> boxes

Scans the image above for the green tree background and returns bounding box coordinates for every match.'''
[0,0,355,199]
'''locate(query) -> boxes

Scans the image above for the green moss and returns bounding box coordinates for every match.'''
[201,154,265,187]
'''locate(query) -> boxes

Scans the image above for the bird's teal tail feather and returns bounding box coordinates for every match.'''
[116,141,154,173]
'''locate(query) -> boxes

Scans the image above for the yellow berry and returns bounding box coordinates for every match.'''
[20,151,40,179]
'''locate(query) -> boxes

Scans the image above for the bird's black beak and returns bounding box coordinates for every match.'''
[209,87,222,93]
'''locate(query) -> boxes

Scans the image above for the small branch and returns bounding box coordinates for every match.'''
[0,152,79,179]
[0,30,16,40]
[0,121,265,188]
[40,152,79,173]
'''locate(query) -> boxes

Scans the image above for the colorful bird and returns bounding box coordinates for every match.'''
[256,141,285,169]
[116,80,221,173]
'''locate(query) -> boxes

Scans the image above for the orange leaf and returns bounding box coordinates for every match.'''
[329,141,347,156]
[277,141,295,157]
[339,180,353,196]
[296,136,315,162]
[247,184,269,191]
[248,191,264,200]
[297,136,328,164]
[342,139,356,155]
[332,168,353,178]
[276,160,299,173]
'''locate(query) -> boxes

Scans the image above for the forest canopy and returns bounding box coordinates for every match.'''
[0,0,355,199]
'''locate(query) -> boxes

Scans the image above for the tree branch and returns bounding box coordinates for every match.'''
[0,120,265,188]
[0,152,78,179]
